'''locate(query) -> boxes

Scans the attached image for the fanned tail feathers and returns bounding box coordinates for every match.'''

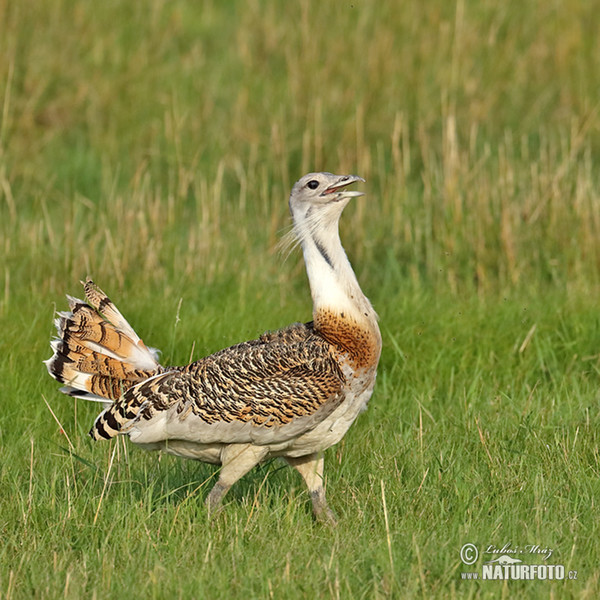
[45,280,162,405]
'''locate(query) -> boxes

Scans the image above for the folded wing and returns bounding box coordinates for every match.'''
[90,323,347,446]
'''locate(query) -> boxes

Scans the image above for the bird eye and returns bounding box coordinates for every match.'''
[307,180,319,190]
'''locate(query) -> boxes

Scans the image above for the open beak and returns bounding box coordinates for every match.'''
[320,174,365,199]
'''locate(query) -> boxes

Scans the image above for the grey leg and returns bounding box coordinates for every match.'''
[286,452,337,525]
[206,444,268,515]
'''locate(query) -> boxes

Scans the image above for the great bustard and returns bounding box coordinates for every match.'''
[45,172,382,523]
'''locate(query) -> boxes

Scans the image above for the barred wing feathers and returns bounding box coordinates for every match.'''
[91,323,347,446]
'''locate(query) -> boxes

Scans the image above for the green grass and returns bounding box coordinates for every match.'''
[2,0,600,597]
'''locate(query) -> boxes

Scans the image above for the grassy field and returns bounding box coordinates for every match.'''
[2,0,600,597]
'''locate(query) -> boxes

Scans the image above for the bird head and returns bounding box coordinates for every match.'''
[289,173,365,231]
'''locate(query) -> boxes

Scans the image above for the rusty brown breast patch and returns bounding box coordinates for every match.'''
[314,308,381,371]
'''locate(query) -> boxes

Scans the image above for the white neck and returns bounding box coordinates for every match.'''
[294,206,377,325]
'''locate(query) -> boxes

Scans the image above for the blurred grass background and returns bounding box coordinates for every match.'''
[1,0,600,598]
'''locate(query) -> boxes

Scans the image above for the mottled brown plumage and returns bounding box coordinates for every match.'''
[92,320,346,442]
[45,172,381,523]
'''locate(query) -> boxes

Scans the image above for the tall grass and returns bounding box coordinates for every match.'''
[2,0,600,301]
[1,0,600,597]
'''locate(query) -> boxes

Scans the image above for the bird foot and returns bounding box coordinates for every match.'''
[315,505,338,526]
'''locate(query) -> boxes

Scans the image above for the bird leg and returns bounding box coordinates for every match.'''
[206,443,269,516]
[286,452,337,525]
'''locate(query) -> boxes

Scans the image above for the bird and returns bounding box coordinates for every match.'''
[45,172,382,523]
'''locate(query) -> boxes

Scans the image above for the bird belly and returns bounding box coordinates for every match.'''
[137,440,224,464]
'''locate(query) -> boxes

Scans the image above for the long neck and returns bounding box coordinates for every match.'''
[296,213,381,368]
[300,224,371,318]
